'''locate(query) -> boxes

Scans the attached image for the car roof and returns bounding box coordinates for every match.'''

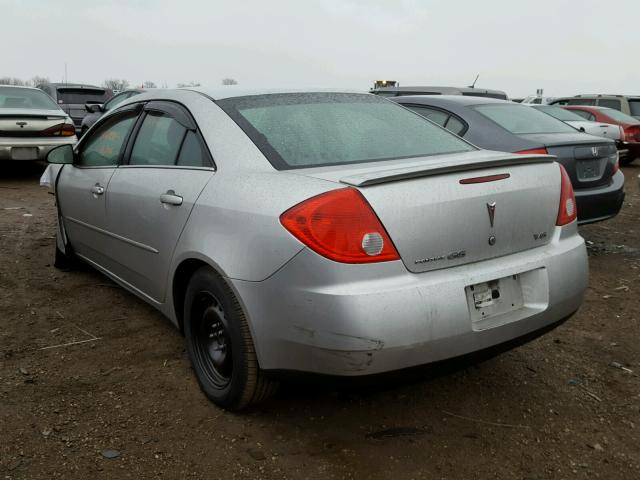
[188,87,365,101]
[393,94,509,106]
[371,85,507,95]
[0,84,43,91]
[44,83,105,89]
[556,94,640,100]
[563,105,616,111]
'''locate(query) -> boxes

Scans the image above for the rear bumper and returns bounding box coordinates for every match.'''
[575,170,625,224]
[617,141,640,160]
[0,137,77,161]
[231,224,588,376]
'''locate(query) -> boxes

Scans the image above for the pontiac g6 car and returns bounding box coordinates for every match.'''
[46,89,588,410]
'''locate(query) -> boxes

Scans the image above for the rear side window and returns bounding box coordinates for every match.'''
[628,99,640,117]
[57,88,110,104]
[473,104,576,135]
[570,110,596,121]
[600,108,639,124]
[218,93,474,170]
[176,131,210,167]
[598,99,622,111]
[407,105,467,136]
[79,113,137,167]
[130,112,186,166]
[567,98,596,106]
[408,106,448,126]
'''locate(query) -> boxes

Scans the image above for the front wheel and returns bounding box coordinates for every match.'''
[619,155,636,166]
[184,266,277,410]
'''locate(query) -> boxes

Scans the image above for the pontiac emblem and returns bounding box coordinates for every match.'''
[486,202,496,228]
[16,121,27,128]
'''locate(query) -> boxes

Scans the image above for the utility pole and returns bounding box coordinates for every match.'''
[64,63,68,85]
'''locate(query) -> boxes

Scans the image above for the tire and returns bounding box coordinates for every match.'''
[619,156,636,166]
[183,266,277,410]
[54,245,77,271]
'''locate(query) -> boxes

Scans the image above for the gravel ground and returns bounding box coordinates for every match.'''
[1,161,639,479]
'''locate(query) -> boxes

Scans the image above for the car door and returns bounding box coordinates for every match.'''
[104,101,215,303]
[57,107,140,266]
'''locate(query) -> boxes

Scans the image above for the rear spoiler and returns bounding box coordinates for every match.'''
[340,154,556,187]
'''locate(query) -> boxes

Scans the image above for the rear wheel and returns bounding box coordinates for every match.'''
[184,266,277,410]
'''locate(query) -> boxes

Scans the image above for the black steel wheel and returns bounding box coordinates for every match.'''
[183,266,277,410]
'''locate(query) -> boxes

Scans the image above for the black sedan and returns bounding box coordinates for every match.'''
[388,95,625,225]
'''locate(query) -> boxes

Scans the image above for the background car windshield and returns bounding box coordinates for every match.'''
[57,88,109,104]
[536,105,586,122]
[474,104,576,134]
[218,93,475,169]
[600,107,640,124]
[0,87,60,110]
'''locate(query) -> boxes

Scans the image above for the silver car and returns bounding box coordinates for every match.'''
[46,89,588,410]
[0,85,77,161]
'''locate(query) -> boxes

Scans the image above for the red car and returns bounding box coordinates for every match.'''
[562,105,640,165]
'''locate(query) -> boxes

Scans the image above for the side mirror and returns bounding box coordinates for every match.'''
[85,103,104,113]
[47,144,74,164]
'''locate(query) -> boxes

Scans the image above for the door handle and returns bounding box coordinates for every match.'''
[160,190,183,206]
[90,183,105,195]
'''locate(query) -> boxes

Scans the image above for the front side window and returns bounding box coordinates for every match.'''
[218,93,474,170]
[473,104,576,135]
[79,113,137,167]
[0,86,60,110]
[104,92,135,111]
[130,112,187,166]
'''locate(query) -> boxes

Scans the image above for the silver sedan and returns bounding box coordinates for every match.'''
[46,89,588,410]
[0,85,77,161]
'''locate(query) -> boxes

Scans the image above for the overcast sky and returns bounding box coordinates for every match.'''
[3,0,639,97]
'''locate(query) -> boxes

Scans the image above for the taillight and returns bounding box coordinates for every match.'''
[280,188,400,263]
[556,164,577,226]
[41,123,76,137]
[624,126,640,142]
[516,148,548,155]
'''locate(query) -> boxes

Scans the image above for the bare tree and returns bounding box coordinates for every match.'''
[177,81,201,88]
[222,78,238,85]
[143,81,157,89]
[103,78,130,91]
[31,76,50,87]
[0,77,27,86]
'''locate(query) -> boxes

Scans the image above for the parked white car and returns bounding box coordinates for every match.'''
[531,105,621,141]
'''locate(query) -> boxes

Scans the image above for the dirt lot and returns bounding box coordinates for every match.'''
[1,162,639,479]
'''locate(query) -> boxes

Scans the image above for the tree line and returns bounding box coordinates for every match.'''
[1,77,238,90]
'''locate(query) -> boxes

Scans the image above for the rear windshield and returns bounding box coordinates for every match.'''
[600,107,640,124]
[535,105,586,122]
[473,103,576,135]
[57,88,110,104]
[218,93,475,170]
[626,100,640,118]
[0,86,60,110]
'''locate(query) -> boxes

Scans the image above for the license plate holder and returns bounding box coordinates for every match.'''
[577,159,602,180]
[465,274,525,326]
[11,147,39,160]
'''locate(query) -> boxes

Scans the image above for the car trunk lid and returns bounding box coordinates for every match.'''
[519,133,617,189]
[297,151,561,273]
[0,109,67,136]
